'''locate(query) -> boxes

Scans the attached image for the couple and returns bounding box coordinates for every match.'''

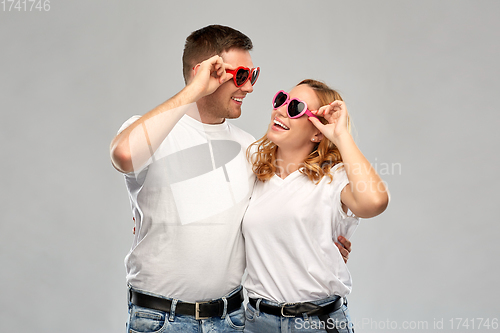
[110,25,388,333]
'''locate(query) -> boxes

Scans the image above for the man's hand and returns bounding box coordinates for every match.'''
[335,236,352,263]
[189,55,234,99]
[110,55,235,174]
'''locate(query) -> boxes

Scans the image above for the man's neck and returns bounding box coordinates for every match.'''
[185,106,225,125]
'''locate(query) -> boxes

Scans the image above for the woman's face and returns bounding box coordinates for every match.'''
[267,84,322,151]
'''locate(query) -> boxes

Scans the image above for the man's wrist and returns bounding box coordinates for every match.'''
[181,82,205,104]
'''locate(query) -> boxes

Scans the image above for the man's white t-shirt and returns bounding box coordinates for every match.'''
[242,163,359,303]
[118,113,255,302]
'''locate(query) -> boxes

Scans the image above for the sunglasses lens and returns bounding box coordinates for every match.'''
[288,100,305,118]
[250,68,259,85]
[235,68,249,86]
[273,92,287,109]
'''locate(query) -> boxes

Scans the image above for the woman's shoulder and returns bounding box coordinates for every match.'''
[329,162,345,174]
[321,162,349,188]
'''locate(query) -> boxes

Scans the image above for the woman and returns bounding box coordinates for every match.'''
[242,79,389,333]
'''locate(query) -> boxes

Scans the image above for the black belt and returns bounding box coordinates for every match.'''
[248,296,344,318]
[130,289,243,320]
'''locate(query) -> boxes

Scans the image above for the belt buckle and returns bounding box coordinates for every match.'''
[195,301,211,320]
[280,302,298,318]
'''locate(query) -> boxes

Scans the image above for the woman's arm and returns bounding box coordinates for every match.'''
[309,101,389,218]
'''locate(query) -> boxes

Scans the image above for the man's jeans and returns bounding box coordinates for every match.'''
[244,295,354,333]
[126,286,245,333]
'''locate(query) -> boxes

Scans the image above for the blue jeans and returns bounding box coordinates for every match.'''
[244,295,354,333]
[126,286,245,333]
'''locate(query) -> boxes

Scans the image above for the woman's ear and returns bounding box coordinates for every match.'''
[312,132,323,142]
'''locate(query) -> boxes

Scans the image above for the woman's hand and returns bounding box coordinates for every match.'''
[310,100,389,218]
[308,100,350,146]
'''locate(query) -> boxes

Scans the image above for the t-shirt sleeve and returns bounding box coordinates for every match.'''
[331,164,360,240]
[117,115,141,134]
[115,115,149,178]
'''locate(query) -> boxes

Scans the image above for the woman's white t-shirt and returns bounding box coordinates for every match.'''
[242,163,359,303]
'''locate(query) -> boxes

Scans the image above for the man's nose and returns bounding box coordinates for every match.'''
[240,79,254,93]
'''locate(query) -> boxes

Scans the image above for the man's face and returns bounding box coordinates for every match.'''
[196,49,255,124]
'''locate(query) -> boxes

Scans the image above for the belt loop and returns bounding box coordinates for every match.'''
[255,299,262,317]
[221,297,228,319]
[169,299,178,322]
[127,284,132,304]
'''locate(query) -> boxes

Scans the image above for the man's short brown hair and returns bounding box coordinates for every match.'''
[182,25,253,84]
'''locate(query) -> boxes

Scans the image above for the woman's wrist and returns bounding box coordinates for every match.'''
[333,131,353,149]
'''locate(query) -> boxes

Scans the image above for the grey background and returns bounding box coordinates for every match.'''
[1,0,499,332]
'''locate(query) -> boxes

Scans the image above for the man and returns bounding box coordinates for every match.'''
[110,25,351,333]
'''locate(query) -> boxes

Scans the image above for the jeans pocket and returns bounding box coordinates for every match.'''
[324,305,353,333]
[127,304,168,333]
[225,306,245,330]
[244,303,257,322]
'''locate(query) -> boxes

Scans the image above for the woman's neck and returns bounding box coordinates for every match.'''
[275,146,311,179]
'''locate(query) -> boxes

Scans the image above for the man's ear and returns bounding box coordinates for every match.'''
[192,63,201,76]
[186,63,200,84]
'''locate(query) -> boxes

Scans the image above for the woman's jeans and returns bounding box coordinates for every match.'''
[244,295,354,333]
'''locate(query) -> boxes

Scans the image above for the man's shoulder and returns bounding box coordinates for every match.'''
[226,122,256,144]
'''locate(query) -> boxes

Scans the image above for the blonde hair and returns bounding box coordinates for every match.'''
[247,79,350,184]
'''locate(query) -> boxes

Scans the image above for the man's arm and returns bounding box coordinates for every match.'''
[110,55,232,173]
